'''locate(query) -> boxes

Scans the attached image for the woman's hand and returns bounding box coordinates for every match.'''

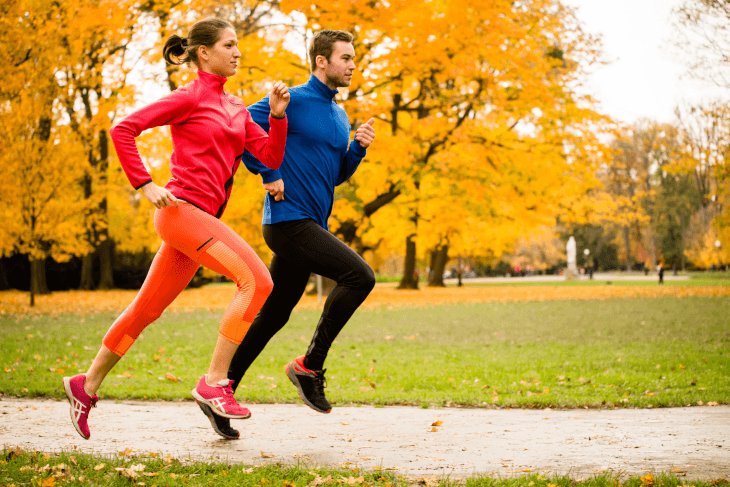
[269,81,290,118]
[263,178,285,201]
[141,183,178,209]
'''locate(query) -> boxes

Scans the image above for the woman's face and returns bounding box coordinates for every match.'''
[199,28,240,77]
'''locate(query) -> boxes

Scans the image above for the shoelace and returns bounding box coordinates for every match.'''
[221,383,237,406]
[89,395,99,410]
[314,369,328,394]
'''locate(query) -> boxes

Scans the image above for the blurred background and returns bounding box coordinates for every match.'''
[1,0,728,300]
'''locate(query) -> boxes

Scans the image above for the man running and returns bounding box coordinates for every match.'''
[198,29,376,439]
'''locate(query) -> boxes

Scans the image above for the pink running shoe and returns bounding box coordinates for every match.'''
[62,374,99,440]
[191,375,251,419]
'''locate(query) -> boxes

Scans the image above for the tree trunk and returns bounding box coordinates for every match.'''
[398,234,419,290]
[427,244,449,287]
[79,253,94,290]
[623,225,631,271]
[29,258,50,306]
[0,260,11,290]
[97,238,114,289]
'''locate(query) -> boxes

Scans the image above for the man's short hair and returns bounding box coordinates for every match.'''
[309,30,354,71]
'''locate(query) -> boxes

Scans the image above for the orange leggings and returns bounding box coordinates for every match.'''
[103,202,273,357]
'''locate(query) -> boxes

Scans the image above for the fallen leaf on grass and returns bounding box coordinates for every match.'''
[308,475,332,486]
[640,474,654,487]
[164,373,179,382]
[94,464,106,471]
[115,464,145,479]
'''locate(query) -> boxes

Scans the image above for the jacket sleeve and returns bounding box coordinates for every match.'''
[243,109,287,170]
[240,95,283,182]
[336,138,367,186]
[109,88,196,189]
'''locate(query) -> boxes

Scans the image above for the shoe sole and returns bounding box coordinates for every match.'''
[190,388,251,419]
[197,401,240,440]
[62,377,90,440]
[284,362,331,414]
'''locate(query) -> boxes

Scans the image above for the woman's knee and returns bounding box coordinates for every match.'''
[257,273,274,298]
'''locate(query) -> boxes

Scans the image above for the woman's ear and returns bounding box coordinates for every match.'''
[198,45,208,62]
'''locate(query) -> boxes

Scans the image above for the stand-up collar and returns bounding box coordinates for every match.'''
[196,69,227,93]
[308,74,339,100]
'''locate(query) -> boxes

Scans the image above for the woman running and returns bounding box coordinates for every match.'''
[62,17,290,440]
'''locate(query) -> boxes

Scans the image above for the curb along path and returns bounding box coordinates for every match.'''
[1,399,729,480]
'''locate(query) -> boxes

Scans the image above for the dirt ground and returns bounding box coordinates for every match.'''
[1,398,728,481]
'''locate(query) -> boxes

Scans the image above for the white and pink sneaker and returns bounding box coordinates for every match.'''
[191,375,251,419]
[62,374,99,440]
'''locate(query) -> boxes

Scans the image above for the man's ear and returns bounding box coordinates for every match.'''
[315,54,328,70]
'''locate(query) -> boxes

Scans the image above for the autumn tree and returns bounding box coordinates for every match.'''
[672,0,730,89]
[53,0,141,290]
[281,0,605,287]
[0,0,92,304]
[674,102,730,266]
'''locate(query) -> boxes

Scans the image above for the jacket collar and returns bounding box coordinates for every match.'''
[196,69,227,92]
[308,74,339,100]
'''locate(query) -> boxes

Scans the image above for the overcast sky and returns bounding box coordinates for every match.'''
[561,0,725,125]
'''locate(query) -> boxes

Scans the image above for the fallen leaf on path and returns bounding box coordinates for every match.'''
[431,420,443,426]
[261,452,274,458]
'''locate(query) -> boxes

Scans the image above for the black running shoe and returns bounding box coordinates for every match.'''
[197,401,240,440]
[284,355,332,413]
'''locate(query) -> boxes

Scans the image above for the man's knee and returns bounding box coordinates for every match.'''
[357,264,376,292]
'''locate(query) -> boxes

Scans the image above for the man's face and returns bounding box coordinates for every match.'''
[322,41,356,88]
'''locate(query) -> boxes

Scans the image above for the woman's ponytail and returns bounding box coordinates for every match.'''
[163,34,188,65]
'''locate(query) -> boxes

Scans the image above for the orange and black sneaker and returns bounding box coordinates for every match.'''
[284,356,331,413]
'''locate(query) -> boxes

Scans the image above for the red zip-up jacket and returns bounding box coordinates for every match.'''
[110,70,287,218]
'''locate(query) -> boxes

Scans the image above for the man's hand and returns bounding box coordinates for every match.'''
[141,183,178,209]
[269,81,290,119]
[263,179,285,201]
[354,118,376,148]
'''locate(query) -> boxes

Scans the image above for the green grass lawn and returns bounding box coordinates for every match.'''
[1,297,728,409]
[2,448,725,487]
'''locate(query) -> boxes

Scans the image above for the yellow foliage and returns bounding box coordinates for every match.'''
[1,284,727,317]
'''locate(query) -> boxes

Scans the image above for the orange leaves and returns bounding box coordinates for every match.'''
[3,284,729,316]
[164,373,179,383]
[640,474,655,487]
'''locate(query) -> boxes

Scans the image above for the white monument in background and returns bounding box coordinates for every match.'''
[566,236,578,279]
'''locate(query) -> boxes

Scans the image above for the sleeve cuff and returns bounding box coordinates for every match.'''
[270,113,287,120]
[350,140,367,156]
[134,179,153,190]
[261,170,282,184]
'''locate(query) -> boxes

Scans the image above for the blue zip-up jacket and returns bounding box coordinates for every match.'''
[242,75,367,230]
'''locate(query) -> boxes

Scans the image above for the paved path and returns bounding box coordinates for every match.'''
[2,399,728,481]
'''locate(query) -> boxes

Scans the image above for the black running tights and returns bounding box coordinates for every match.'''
[227,219,375,393]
